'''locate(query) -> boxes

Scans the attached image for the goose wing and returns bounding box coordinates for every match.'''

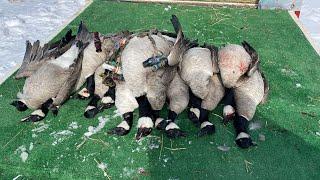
[15,29,75,79]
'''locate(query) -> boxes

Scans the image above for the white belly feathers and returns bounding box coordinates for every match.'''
[50,44,79,69]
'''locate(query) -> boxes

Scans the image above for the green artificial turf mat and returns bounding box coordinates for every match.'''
[1,1,320,179]
[178,0,258,3]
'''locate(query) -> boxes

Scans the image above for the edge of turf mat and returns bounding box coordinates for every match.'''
[118,0,258,8]
[1,1,320,179]
[288,11,320,56]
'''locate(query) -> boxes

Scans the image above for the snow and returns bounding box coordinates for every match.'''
[50,130,74,146]
[68,121,80,130]
[217,144,230,152]
[20,151,28,162]
[164,5,172,11]
[97,162,108,172]
[121,167,135,178]
[148,142,159,150]
[138,167,146,174]
[300,0,320,49]
[31,122,49,133]
[248,121,262,131]
[112,109,122,118]
[83,116,109,138]
[14,143,34,162]
[0,0,86,83]
[29,142,34,151]
[31,122,49,138]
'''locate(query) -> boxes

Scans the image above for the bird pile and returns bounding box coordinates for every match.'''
[11,15,269,149]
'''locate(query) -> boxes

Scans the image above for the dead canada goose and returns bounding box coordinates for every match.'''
[11,23,91,122]
[17,40,88,122]
[107,15,195,139]
[218,41,269,148]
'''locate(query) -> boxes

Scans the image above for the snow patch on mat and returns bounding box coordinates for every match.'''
[68,121,80,130]
[50,130,74,146]
[14,142,34,162]
[84,116,110,138]
[0,0,86,81]
[31,121,49,137]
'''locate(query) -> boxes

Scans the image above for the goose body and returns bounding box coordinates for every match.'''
[18,44,80,109]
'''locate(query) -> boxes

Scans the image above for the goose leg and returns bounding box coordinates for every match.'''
[234,114,254,149]
[21,98,53,122]
[11,100,28,111]
[97,86,115,111]
[198,108,215,137]
[84,94,101,119]
[153,110,168,130]
[78,74,95,99]
[187,89,201,127]
[223,88,236,124]
[163,110,186,139]
[135,95,154,140]
[108,112,133,136]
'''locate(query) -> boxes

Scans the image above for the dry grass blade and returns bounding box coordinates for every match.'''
[301,111,317,117]
[94,158,111,180]
[88,137,109,146]
[244,160,253,173]
[76,138,87,150]
[213,113,223,120]
[164,147,187,151]
[159,134,164,160]
[2,127,26,150]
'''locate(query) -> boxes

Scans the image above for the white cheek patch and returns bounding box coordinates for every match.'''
[19,99,27,105]
[101,96,114,104]
[31,109,45,117]
[78,88,90,98]
[239,115,249,121]
[223,105,235,117]
[165,122,180,131]
[190,108,200,119]
[155,118,164,127]
[85,106,96,112]
[137,117,154,129]
[236,132,250,140]
[200,121,213,129]
[85,73,94,79]
[117,121,130,130]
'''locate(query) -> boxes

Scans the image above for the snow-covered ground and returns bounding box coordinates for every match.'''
[300,0,320,49]
[0,0,86,82]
